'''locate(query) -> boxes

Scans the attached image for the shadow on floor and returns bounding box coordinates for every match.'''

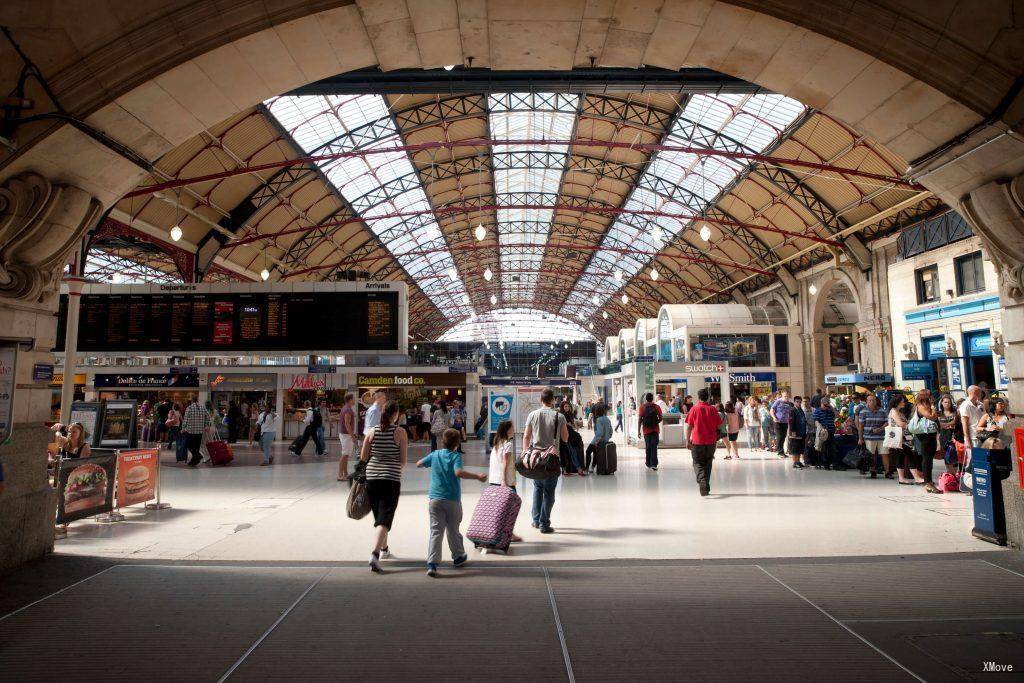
[707,493,810,499]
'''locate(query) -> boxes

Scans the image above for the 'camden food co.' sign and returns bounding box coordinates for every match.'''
[357,373,465,387]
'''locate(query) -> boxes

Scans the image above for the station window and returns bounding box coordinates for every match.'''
[690,333,770,367]
[914,264,939,304]
[954,251,985,295]
[774,334,790,367]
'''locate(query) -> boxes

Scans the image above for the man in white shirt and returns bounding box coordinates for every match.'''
[655,393,670,414]
[364,391,386,431]
[958,385,987,447]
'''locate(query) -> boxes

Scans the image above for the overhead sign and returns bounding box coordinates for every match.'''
[94,373,200,389]
[704,372,777,383]
[290,374,327,391]
[480,377,581,386]
[681,362,728,374]
[32,363,54,382]
[358,373,466,387]
[900,360,935,381]
[634,355,655,363]
[208,373,277,391]
[825,373,893,385]
[306,363,336,374]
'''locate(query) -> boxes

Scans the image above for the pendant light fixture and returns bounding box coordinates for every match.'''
[650,267,659,281]
[483,267,493,281]
[475,223,486,241]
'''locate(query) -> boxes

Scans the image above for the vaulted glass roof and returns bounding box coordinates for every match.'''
[438,308,592,342]
[561,93,805,322]
[266,94,472,322]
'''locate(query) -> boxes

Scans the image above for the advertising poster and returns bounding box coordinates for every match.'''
[99,400,137,448]
[70,402,103,446]
[56,452,117,524]
[949,359,963,390]
[516,387,545,429]
[0,343,16,443]
[488,391,515,433]
[115,448,159,508]
[696,337,758,361]
[998,357,1010,389]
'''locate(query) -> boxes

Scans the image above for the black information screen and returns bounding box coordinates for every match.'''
[58,291,399,352]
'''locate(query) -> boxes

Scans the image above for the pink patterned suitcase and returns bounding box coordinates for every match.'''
[466,485,521,551]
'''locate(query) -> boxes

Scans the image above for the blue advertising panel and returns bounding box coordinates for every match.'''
[967,331,993,356]
[949,359,963,390]
[922,335,947,359]
[998,356,1009,388]
[900,360,935,380]
[488,392,514,432]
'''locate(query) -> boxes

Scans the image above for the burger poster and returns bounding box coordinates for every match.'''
[115,449,159,508]
[56,453,116,524]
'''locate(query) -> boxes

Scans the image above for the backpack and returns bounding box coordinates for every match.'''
[311,408,323,429]
[641,404,661,429]
[430,410,447,435]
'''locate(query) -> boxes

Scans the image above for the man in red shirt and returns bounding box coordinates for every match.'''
[684,388,723,496]
[637,392,663,471]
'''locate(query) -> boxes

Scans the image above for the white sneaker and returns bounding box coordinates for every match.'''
[380,548,392,560]
[369,554,382,573]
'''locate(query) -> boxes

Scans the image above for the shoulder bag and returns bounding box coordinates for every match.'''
[346,461,371,520]
[516,411,562,480]
[882,423,903,449]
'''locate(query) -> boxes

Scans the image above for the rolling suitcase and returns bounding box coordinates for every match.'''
[595,441,617,475]
[206,440,234,466]
[466,485,521,552]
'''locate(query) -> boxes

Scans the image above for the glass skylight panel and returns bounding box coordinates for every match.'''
[489,93,580,304]
[85,250,179,284]
[561,93,805,321]
[439,308,592,342]
[266,94,470,321]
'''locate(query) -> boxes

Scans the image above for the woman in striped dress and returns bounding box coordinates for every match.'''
[358,401,408,572]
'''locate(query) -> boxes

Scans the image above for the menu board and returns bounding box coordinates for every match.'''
[60,291,399,352]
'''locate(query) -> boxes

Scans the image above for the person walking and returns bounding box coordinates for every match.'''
[788,396,807,468]
[614,400,624,432]
[638,393,663,471]
[288,400,315,456]
[771,391,793,459]
[742,396,761,451]
[685,389,722,496]
[337,393,357,481]
[522,388,568,534]
[911,395,941,493]
[417,428,487,576]
[488,419,523,544]
[723,401,741,459]
[256,405,279,466]
[166,402,184,461]
[312,399,327,457]
[359,401,408,572]
[856,393,888,478]
[428,399,449,452]
[181,398,209,468]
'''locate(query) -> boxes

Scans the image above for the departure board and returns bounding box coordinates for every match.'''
[59,291,400,352]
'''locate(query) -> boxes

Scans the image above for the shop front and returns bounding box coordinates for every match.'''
[703,371,778,402]
[282,372,348,439]
[91,371,200,406]
[208,372,277,437]
[356,372,469,435]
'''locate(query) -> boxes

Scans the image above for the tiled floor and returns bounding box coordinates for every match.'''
[52,430,993,563]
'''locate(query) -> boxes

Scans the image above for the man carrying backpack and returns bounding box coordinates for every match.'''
[638,393,663,471]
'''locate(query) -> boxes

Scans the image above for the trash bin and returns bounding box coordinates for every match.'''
[971,447,1013,545]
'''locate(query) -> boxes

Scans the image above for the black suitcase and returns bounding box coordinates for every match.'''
[595,442,617,475]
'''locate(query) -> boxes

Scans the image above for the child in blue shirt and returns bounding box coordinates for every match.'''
[416,428,486,576]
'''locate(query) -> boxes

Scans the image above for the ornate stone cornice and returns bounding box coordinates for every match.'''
[0,172,101,306]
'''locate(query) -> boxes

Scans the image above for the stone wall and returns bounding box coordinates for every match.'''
[0,424,56,572]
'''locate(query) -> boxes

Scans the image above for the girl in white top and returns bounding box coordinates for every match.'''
[487,420,521,543]
[977,398,1011,448]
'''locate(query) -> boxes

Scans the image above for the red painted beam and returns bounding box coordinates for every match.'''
[123,137,922,198]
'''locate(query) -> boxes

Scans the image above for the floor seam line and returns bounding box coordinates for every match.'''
[980,558,1024,579]
[755,564,925,683]
[217,569,330,683]
[842,615,1024,624]
[543,568,576,683]
[0,565,118,622]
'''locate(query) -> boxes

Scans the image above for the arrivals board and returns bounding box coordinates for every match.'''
[57,290,400,353]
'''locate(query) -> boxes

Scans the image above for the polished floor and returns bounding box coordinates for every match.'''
[53,431,991,563]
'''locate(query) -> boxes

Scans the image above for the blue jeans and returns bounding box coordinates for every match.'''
[174,432,188,462]
[260,431,275,463]
[531,476,558,530]
[315,426,326,455]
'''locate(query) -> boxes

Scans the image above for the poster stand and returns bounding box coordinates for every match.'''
[96,449,125,523]
[144,454,171,510]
